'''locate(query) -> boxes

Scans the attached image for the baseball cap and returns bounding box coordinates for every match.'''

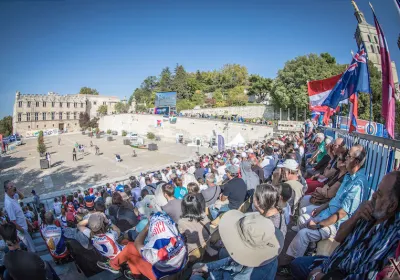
[88,212,107,233]
[219,210,284,267]
[277,159,299,171]
[225,164,239,175]
[241,151,247,158]
[316,133,325,141]
[247,148,254,154]
[115,184,124,192]
[31,190,36,194]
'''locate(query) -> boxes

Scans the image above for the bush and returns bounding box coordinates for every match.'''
[37,142,46,154]
[107,129,112,134]
[122,130,127,137]
[95,127,100,134]
[147,132,155,140]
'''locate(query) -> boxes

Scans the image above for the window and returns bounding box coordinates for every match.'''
[67,102,70,108]
[27,101,31,108]
[18,101,22,108]
[36,101,39,107]
[374,36,378,44]
[60,102,63,107]
[367,35,372,42]
[42,112,46,120]
[52,102,55,107]
[44,125,46,128]
[75,123,77,126]
[377,46,380,53]
[35,112,38,121]
[67,112,70,120]
[371,45,375,53]
[18,113,21,122]
[27,113,31,121]
[28,126,30,129]
[74,102,77,108]
[59,112,63,120]
[93,101,97,105]
[53,124,54,127]
[74,112,77,119]
[103,101,106,105]
[37,125,39,128]
[81,103,84,108]
[43,102,46,107]
[51,112,55,120]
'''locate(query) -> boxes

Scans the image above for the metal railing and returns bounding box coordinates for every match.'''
[321,127,400,198]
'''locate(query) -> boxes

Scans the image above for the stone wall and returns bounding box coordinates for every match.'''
[99,114,273,145]
[180,105,277,119]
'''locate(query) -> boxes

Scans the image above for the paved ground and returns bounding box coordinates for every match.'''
[0,133,211,201]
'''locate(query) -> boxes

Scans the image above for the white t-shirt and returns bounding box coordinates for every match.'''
[91,230,124,259]
[4,194,28,231]
[53,202,62,216]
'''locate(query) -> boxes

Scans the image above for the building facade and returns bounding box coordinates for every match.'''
[13,91,120,136]
[352,0,399,86]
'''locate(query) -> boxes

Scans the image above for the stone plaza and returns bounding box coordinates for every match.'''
[0,132,209,202]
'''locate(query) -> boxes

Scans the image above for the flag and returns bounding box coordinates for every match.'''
[349,93,358,133]
[322,45,371,109]
[394,0,400,16]
[371,5,396,139]
[308,74,342,112]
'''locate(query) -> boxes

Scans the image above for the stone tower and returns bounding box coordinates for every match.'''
[352,0,399,85]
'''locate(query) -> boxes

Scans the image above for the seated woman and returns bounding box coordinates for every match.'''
[299,150,348,213]
[178,194,211,262]
[305,144,345,194]
[253,183,287,239]
[108,192,137,232]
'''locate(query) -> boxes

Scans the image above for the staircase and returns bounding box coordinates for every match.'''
[32,232,123,280]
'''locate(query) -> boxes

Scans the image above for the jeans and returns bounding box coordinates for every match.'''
[290,256,328,280]
[210,204,230,220]
[190,257,278,280]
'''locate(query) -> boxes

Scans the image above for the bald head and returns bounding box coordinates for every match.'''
[333,138,345,155]
[345,144,366,173]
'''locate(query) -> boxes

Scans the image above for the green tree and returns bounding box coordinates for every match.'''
[219,64,249,90]
[176,99,195,112]
[159,67,173,92]
[79,112,90,129]
[97,105,108,116]
[114,102,129,113]
[248,75,273,102]
[172,64,189,99]
[79,87,99,95]
[226,86,248,106]
[271,53,346,110]
[0,116,13,136]
[213,89,226,107]
[191,90,205,106]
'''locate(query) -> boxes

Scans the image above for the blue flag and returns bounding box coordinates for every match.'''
[322,45,371,109]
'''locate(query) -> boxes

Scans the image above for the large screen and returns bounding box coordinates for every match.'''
[155,92,177,108]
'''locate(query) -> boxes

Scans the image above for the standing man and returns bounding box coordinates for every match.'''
[31,189,40,214]
[46,152,51,168]
[4,180,36,252]
[58,137,61,146]
[72,148,77,161]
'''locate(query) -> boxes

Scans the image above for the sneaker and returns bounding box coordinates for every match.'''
[123,270,139,280]
[291,225,299,232]
[97,260,119,274]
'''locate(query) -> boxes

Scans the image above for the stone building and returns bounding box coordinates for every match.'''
[13,91,120,136]
[352,0,399,86]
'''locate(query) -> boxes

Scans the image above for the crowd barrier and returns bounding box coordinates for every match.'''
[321,127,400,198]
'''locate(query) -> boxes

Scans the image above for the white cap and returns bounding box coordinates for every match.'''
[316,133,325,141]
[247,148,254,154]
[217,155,221,159]
[241,152,247,158]
[277,159,299,171]
[232,158,240,165]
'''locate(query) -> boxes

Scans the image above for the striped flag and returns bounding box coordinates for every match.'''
[371,4,396,139]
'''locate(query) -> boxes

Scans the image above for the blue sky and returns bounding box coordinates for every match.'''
[0,0,399,118]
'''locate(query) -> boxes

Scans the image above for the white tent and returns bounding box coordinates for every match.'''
[226,133,246,148]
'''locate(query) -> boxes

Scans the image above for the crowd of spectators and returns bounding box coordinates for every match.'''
[0,119,399,280]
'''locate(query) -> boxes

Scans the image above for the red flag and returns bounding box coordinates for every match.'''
[371,5,396,138]
[307,74,342,125]
[349,93,358,133]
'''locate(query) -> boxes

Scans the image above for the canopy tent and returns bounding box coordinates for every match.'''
[226,133,246,148]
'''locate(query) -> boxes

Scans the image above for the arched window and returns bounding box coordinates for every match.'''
[371,45,375,53]
[377,46,380,53]
[368,35,372,42]
[374,36,378,44]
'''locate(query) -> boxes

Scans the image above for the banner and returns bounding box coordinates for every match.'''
[155,92,177,108]
[277,121,304,132]
[26,128,59,138]
[154,107,170,115]
[218,135,225,152]
[336,117,385,137]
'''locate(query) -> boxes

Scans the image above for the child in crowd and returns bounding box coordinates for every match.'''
[173,178,187,199]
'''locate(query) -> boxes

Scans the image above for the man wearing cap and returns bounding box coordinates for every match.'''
[210,165,247,219]
[286,145,369,259]
[261,147,275,180]
[3,180,36,253]
[191,210,284,280]
[273,159,304,210]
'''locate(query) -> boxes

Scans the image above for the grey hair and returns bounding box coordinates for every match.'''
[205,173,215,183]
[353,144,367,167]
